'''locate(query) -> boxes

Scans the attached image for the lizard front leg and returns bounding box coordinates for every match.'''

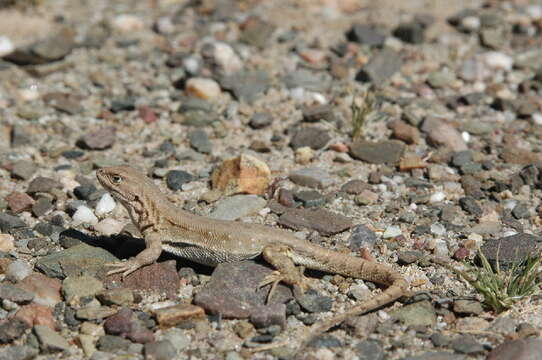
[107,232,163,278]
[259,244,309,301]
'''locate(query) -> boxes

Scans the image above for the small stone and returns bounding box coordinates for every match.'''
[27,177,62,194]
[4,27,75,65]
[72,206,98,226]
[397,251,423,265]
[34,325,70,352]
[297,291,333,313]
[430,192,446,203]
[421,118,467,152]
[114,260,180,299]
[0,213,26,232]
[161,328,190,353]
[295,146,315,164]
[0,319,29,344]
[209,195,267,220]
[188,129,212,154]
[95,193,116,216]
[165,170,194,191]
[76,306,117,321]
[487,338,542,360]
[211,154,270,196]
[356,48,401,83]
[349,224,377,251]
[250,303,286,329]
[453,247,469,261]
[97,288,134,306]
[427,70,456,89]
[349,140,405,164]
[347,24,386,46]
[73,184,97,201]
[138,105,157,124]
[111,14,144,33]
[354,190,379,205]
[240,17,274,48]
[185,77,221,99]
[62,275,104,302]
[461,176,483,199]
[453,300,484,315]
[355,339,384,360]
[389,300,437,328]
[389,120,420,144]
[80,127,116,150]
[32,198,53,217]
[5,260,31,281]
[383,225,402,238]
[154,304,205,327]
[289,167,334,189]
[219,71,271,103]
[450,335,485,354]
[11,161,36,180]
[294,190,325,208]
[341,180,369,195]
[94,218,123,236]
[204,42,243,75]
[283,69,330,92]
[459,197,482,216]
[96,335,132,353]
[6,192,34,213]
[393,22,425,44]
[249,112,273,129]
[110,98,136,113]
[0,345,38,360]
[278,208,352,236]
[512,203,530,219]
[0,284,33,304]
[290,126,332,150]
[43,92,83,115]
[17,273,61,308]
[144,340,177,360]
[481,233,541,269]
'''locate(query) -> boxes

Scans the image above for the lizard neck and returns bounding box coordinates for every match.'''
[120,191,162,234]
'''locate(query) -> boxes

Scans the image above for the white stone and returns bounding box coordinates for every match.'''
[462,131,470,142]
[6,260,32,281]
[383,225,401,239]
[502,199,517,210]
[210,42,242,74]
[502,230,517,237]
[0,234,14,253]
[93,218,123,236]
[95,193,116,216]
[183,56,200,75]
[155,16,175,34]
[0,36,14,57]
[461,16,481,31]
[526,5,542,19]
[111,14,144,33]
[430,223,446,236]
[532,113,542,125]
[72,206,98,226]
[434,239,448,257]
[185,77,221,99]
[482,51,513,71]
[430,191,446,203]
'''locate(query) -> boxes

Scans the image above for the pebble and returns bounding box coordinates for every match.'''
[0,234,14,253]
[289,167,334,189]
[347,24,386,46]
[34,325,70,352]
[355,339,385,360]
[73,184,97,201]
[0,345,38,360]
[450,335,485,354]
[295,146,315,164]
[389,301,437,328]
[80,127,116,150]
[5,260,31,281]
[32,198,53,217]
[27,177,62,194]
[290,126,332,150]
[383,225,402,239]
[211,154,270,196]
[188,129,212,154]
[97,288,134,307]
[250,303,286,329]
[482,51,513,70]
[487,338,542,360]
[393,22,425,44]
[11,160,37,180]
[421,118,468,152]
[249,112,273,129]
[185,77,221,99]
[294,190,325,208]
[209,195,267,220]
[95,193,116,216]
[72,205,99,226]
[297,291,333,313]
[153,304,205,327]
[278,208,352,236]
[0,318,29,344]
[116,260,180,299]
[453,300,484,315]
[165,170,194,191]
[62,275,104,302]
[144,340,177,360]
[111,14,144,33]
[0,36,14,57]
[348,224,377,251]
[219,71,271,103]
[205,42,243,75]
[480,233,541,269]
[349,140,405,164]
[356,48,402,83]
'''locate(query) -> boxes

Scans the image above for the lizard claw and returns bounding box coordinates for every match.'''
[259,271,283,303]
[106,259,142,279]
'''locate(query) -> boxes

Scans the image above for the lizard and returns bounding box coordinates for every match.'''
[96,165,409,346]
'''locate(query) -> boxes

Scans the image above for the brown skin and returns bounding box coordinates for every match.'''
[96,166,408,347]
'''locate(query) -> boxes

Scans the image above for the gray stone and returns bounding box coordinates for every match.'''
[35,243,118,279]
[390,301,437,328]
[297,291,333,313]
[421,117,467,152]
[512,202,530,219]
[32,198,54,217]
[515,49,542,70]
[11,160,36,180]
[4,27,75,65]
[347,24,386,47]
[209,195,267,220]
[220,71,270,103]
[0,319,29,344]
[487,338,542,360]
[34,325,70,352]
[480,233,541,269]
[0,213,26,232]
[278,208,352,236]
[0,284,34,304]
[189,129,212,154]
[62,275,104,301]
[294,190,325,208]
[249,112,273,129]
[27,177,62,194]
[356,48,401,83]
[349,140,405,164]
[290,126,332,150]
[427,71,456,88]
[349,224,377,251]
[355,340,384,360]
[250,303,286,329]
[450,335,485,354]
[144,340,177,360]
[283,69,330,92]
[453,299,484,315]
[193,261,292,318]
[96,335,132,353]
[393,22,425,44]
[0,345,38,360]
[80,127,116,150]
[459,197,482,216]
[402,352,466,360]
[165,170,193,191]
[10,125,32,147]
[289,167,334,189]
[397,251,423,265]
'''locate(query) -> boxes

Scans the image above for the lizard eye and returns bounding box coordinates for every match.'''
[111,175,123,184]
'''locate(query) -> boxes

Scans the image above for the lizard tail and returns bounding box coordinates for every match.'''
[298,255,408,350]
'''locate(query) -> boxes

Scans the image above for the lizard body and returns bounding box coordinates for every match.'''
[96,166,408,345]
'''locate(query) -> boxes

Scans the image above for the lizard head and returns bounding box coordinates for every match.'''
[96,166,153,204]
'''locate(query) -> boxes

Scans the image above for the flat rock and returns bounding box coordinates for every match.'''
[79,126,116,150]
[112,260,179,299]
[11,160,36,180]
[480,233,541,269]
[188,128,212,154]
[403,352,467,360]
[209,195,267,220]
[348,224,377,251]
[356,48,401,83]
[35,243,118,279]
[0,213,26,232]
[14,303,56,330]
[0,284,34,304]
[27,177,62,194]
[211,154,270,196]
[34,325,71,352]
[194,261,292,318]
[421,118,467,152]
[0,345,38,360]
[347,24,386,47]
[355,339,385,360]
[6,192,34,213]
[17,273,62,307]
[349,140,405,164]
[219,71,270,103]
[278,208,353,236]
[289,167,334,189]
[389,300,437,328]
[283,69,330,92]
[290,126,332,150]
[0,319,29,344]
[487,338,542,360]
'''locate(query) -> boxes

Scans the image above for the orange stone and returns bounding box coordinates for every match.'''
[15,303,56,330]
[154,303,205,327]
[211,154,270,195]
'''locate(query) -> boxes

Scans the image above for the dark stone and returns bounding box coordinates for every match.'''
[290,126,332,150]
[293,190,325,208]
[393,22,425,44]
[250,303,286,329]
[96,335,132,353]
[459,197,482,216]
[27,177,62,194]
[297,290,333,313]
[355,339,384,360]
[0,213,26,232]
[349,140,405,164]
[302,104,336,123]
[450,335,485,354]
[62,150,85,159]
[308,334,342,348]
[278,208,353,236]
[188,129,212,154]
[480,233,541,270]
[397,251,423,265]
[461,176,484,199]
[73,184,97,201]
[0,319,29,344]
[347,24,386,47]
[356,48,401,83]
[110,97,136,113]
[348,224,377,251]
[165,170,193,191]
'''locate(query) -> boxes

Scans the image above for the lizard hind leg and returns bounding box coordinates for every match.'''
[259,244,309,302]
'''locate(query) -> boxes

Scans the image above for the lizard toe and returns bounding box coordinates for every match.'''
[106,259,142,278]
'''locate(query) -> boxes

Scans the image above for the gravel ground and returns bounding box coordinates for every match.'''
[1,0,542,359]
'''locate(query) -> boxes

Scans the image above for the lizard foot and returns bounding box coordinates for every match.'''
[259,269,310,303]
[106,259,143,279]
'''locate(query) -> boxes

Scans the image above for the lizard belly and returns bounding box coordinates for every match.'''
[162,243,260,266]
